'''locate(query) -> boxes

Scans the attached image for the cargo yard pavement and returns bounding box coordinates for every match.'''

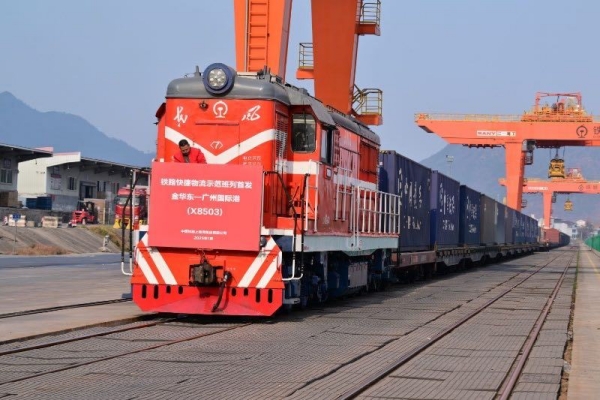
[1,248,595,399]
[0,225,121,254]
[0,254,147,342]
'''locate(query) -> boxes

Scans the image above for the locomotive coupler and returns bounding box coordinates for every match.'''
[189,261,222,286]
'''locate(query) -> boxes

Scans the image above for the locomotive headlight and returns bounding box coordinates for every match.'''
[207,68,226,89]
[202,63,235,95]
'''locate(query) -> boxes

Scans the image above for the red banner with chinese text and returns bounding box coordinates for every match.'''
[147,162,263,251]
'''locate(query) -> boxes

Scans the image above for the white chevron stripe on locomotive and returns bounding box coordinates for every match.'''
[132,234,176,286]
[140,234,177,285]
[166,127,377,190]
[135,246,158,285]
[165,127,276,164]
[256,251,282,289]
[238,237,277,288]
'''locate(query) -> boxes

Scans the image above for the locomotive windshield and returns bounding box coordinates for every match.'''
[292,113,316,153]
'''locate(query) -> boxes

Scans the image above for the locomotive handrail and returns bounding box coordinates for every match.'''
[263,170,296,217]
[283,173,310,282]
[264,170,303,282]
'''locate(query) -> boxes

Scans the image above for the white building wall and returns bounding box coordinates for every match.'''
[18,153,137,212]
[17,158,48,195]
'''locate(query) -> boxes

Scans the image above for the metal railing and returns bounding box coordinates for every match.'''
[358,0,381,25]
[298,42,314,69]
[351,187,401,235]
[335,167,353,222]
[353,86,382,116]
[415,112,600,123]
[303,161,319,231]
[348,186,401,248]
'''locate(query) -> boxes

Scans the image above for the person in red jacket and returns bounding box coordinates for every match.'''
[173,139,207,163]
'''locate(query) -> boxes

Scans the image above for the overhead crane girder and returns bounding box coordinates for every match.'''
[415,93,600,212]
[499,176,600,228]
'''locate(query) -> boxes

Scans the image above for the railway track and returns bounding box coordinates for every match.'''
[0,317,253,386]
[0,298,131,320]
[333,250,575,399]
[0,250,575,398]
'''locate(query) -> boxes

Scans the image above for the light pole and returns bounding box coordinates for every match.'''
[446,155,454,175]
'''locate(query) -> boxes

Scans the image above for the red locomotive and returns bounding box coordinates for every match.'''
[130,63,401,316]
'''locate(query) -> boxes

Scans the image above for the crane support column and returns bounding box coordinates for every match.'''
[310,0,359,114]
[505,143,525,211]
[234,0,292,78]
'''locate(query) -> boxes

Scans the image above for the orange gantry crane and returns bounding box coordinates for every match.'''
[415,92,600,211]
[233,0,383,125]
[499,168,600,228]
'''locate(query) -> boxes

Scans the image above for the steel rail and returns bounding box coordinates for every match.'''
[0,316,177,356]
[0,298,131,320]
[497,252,575,399]
[336,251,573,400]
[0,321,252,385]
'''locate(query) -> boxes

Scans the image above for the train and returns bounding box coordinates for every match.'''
[128,62,567,316]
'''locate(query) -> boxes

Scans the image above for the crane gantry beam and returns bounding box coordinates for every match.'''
[416,92,600,211]
[499,170,600,228]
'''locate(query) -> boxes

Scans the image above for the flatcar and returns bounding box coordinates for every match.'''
[126,63,550,316]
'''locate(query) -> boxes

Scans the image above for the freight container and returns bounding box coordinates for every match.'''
[459,185,481,246]
[480,195,501,245]
[505,207,516,245]
[495,202,506,245]
[430,171,460,249]
[543,228,560,245]
[527,216,539,243]
[25,198,37,209]
[36,196,52,210]
[518,211,527,244]
[379,151,431,251]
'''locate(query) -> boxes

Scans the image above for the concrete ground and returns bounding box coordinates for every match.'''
[0,225,122,254]
[567,246,600,399]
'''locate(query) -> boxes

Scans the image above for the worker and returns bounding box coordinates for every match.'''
[173,139,207,163]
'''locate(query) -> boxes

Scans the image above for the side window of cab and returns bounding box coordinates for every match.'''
[291,113,316,153]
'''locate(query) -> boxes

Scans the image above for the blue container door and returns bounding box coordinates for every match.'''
[495,202,506,245]
[459,185,481,246]
[430,171,460,249]
[480,195,497,245]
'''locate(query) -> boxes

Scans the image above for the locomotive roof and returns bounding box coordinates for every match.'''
[166,69,380,145]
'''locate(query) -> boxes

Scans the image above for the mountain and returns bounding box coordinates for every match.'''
[0,91,153,166]
[419,145,600,225]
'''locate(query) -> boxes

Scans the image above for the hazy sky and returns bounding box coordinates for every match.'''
[1,0,599,162]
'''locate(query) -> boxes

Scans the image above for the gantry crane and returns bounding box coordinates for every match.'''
[415,92,600,211]
[499,168,600,228]
[233,0,383,125]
